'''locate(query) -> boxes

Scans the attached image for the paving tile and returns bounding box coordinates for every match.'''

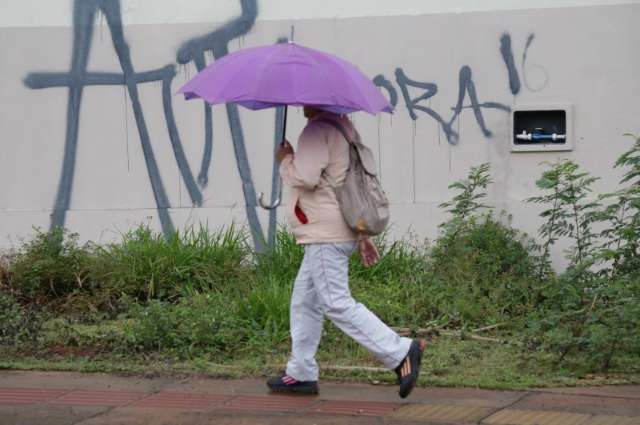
[539,387,640,400]
[483,408,591,425]
[220,395,318,413]
[48,389,146,406]
[164,378,523,407]
[0,404,109,425]
[583,415,640,425]
[307,399,402,416]
[513,393,640,416]
[67,407,209,425]
[391,404,495,423]
[131,392,231,410]
[0,388,69,404]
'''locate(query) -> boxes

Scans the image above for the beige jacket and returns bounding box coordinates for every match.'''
[279,112,358,244]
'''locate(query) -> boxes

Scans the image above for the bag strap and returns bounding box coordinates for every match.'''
[317,118,378,177]
[314,118,356,189]
[315,118,356,145]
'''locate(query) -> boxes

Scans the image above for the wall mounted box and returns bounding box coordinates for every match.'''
[510,104,573,152]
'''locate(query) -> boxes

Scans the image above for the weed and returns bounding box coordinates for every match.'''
[124,294,243,358]
[596,134,640,280]
[8,227,93,301]
[525,145,640,370]
[236,275,292,348]
[92,224,251,304]
[429,163,542,324]
[527,159,601,271]
[0,289,48,347]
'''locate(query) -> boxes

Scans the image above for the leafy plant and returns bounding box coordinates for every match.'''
[596,134,640,279]
[254,228,303,285]
[527,160,601,271]
[236,275,292,347]
[527,275,640,369]
[439,163,493,221]
[92,224,250,303]
[350,232,428,285]
[8,227,93,300]
[525,148,640,370]
[428,213,540,323]
[124,294,242,357]
[429,164,542,324]
[0,289,48,347]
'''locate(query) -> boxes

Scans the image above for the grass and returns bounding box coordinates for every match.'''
[2,317,639,390]
[2,331,639,390]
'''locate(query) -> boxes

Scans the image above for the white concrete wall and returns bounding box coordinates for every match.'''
[2,0,638,26]
[1,0,639,267]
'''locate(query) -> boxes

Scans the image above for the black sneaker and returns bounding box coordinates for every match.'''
[395,339,426,398]
[266,374,319,394]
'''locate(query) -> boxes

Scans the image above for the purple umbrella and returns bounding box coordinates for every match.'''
[178,42,393,208]
[178,42,393,115]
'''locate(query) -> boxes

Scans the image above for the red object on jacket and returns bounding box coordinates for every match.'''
[295,202,309,224]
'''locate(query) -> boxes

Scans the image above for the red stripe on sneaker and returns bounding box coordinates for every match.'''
[282,376,298,385]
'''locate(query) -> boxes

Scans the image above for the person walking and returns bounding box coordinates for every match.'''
[266,107,426,399]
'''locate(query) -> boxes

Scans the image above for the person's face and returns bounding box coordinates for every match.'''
[303,106,321,119]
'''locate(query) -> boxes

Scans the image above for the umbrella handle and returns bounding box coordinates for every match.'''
[258,183,282,210]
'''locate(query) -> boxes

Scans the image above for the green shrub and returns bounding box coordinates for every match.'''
[92,224,251,303]
[426,163,542,324]
[254,228,303,285]
[596,134,640,280]
[526,275,640,370]
[525,145,640,370]
[0,289,47,347]
[8,227,93,300]
[350,233,429,285]
[527,159,600,273]
[236,275,292,347]
[124,294,242,357]
[428,213,541,324]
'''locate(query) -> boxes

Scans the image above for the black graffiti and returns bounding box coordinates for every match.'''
[174,0,273,252]
[501,32,547,94]
[23,0,282,251]
[25,0,179,236]
[500,33,521,95]
[383,32,539,145]
[373,74,399,108]
[395,65,510,145]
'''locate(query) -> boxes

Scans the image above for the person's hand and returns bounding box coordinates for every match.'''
[276,140,294,162]
[358,236,380,267]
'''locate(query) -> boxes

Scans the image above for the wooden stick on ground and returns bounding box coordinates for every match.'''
[321,365,388,373]
[392,327,503,343]
[472,323,505,333]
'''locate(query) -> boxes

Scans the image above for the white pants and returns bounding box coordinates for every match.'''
[285,241,412,382]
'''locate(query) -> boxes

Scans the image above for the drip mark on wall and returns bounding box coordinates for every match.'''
[522,34,549,92]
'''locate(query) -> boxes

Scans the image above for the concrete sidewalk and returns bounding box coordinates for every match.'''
[0,371,638,424]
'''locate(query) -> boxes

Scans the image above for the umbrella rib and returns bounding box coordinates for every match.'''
[325,54,374,112]
[250,43,286,107]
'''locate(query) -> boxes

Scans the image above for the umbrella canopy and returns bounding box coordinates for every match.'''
[178,42,393,115]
